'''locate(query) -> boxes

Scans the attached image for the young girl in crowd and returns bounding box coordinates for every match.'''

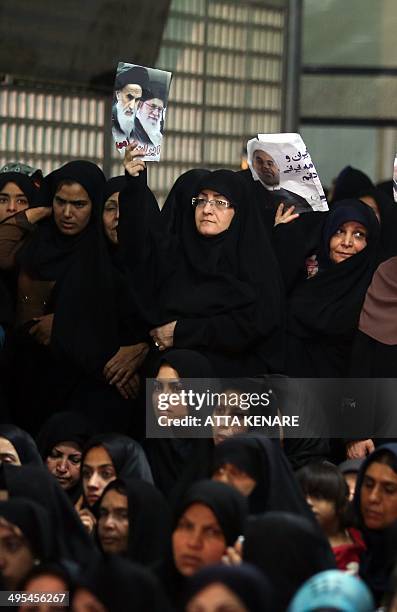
[78,433,152,534]
[297,461,365,573]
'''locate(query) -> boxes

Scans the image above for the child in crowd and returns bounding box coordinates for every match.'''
[297,462,365,574]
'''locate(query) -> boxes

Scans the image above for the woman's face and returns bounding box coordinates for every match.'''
[0,181,29,222]
[212,463,256,497]
[152,363,188,421]
[46,441,82,491]
[97,489,129,555]
[360,461,397,529]
[0,522,34,589]
[0,438,21,465]
[194,189,235,237]
[102,191,120,245]
[186,583,248,612]
[53,182,92,236]
[329,221,368,264]
[172,503,226,576]
[82,446,116,507]
[212,390,249,446]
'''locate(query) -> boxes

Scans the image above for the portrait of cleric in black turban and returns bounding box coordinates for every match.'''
[111,62,172,161]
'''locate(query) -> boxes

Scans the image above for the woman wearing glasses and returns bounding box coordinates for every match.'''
[118,157,285,377]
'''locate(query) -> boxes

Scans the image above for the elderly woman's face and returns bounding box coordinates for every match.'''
[329,221,368,264]
[194,189,235,237]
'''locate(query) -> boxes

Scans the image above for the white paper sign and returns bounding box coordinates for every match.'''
[247,133,328,212]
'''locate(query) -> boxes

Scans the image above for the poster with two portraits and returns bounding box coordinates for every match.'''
[112,62,172,162]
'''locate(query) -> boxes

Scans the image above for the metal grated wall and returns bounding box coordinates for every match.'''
[1,0,288,204]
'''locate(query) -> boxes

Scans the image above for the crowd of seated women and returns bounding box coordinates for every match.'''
[0,148,395,610]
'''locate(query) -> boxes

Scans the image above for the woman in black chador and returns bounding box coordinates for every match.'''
[118,167,285,377]
[286,199,380,377]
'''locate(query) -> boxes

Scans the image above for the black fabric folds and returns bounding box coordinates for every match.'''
[78,556,172,612]
[330,166,374,203]
[104,175,127,201]
[212,433,314,518]
[184,563,274,612]
[2,464,96,574]
[243,512,336,612]
[0,497,53,561]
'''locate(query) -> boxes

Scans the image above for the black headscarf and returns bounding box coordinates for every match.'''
[173,479,247,547]
[0,424,43,467]
[331,166,374,203]
[104,175,127,203]
[0,172,39,211]
[150,170,285,376]
[36,411,95,460]
[97,476,172,567]
[81,433,153,485]
[144,349,216,495]
[158,479,248,607]
[353,443,397,604]
[76,555,172,612]
[1,463,96,575]
[0,497,53,561]
[243,512,336,612]
[212,433,314,518]
[19,160,106,281]
[0,278,12,327]
[287,199,380,376]
[184,563,274,612]
[328,165,397,258]
[161,168,211,234]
